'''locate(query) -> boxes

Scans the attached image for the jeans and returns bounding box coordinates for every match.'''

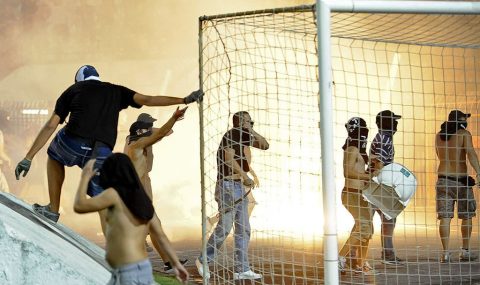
[200,180,251,273]
[47,127,111,196]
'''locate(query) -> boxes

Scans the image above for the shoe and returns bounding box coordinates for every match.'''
[381,256,404,266]
[195,258,210,279]
[440,252,451,263]
[363,261,373,270]
[33,203,60,223]
[339,256,347,274]
[353,264,378,276]
[460,248,478,262]
[164,259,188,274]
[233,270,262,280]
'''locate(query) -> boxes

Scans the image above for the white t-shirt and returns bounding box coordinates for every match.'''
[372,162,417,206]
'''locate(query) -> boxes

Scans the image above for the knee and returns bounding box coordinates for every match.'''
[359,222,373,241]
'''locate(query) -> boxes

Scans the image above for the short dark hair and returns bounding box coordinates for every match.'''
[233,111,250,127]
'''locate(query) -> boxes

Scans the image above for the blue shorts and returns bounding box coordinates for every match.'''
[47,128,111,197]
[108,259,153,285]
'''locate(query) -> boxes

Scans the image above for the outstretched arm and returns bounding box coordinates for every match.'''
[133,90,203,106]
[15,113,61,179]
[149,215,189,283]
[74,160,119,213]
[132,107,187,150]
[25,113,61,160]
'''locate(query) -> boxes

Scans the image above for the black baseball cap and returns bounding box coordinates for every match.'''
[137,113,157,123]
[448,110,471,121]
[376,110,402,120]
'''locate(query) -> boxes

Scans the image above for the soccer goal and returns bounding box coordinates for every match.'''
[198,1,480,284]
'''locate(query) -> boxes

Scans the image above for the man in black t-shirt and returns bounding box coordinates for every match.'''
[195,111,269,281]
[14,65,202,224]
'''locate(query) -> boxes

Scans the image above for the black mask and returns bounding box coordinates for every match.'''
[128,129,152,144]
[342,127,369,164]
[439,120,467,141]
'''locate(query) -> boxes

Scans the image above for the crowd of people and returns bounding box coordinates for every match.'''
[0,64,477,283]
[338,109,478,276]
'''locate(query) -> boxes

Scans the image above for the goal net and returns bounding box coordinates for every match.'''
[199,2,480,284]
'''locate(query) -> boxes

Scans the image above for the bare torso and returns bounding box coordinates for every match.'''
[436,130,468,176]
[104,191,150,268]
[124,141,152,199]
[344,146,368,190]
[125,144,148,180]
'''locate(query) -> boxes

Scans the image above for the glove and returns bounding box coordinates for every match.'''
[183,89,204,104]
[15,158,31,180]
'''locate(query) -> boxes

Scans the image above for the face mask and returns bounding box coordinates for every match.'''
[359,128,369,141]
[459,121,468,129]
[129,129,152,143]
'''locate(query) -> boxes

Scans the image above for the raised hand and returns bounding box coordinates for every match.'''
[173,106,188,121]
[81,159,97,180]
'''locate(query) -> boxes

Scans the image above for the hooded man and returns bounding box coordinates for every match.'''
[436,110,479,262]
[14,65,202,225]
[338,117,376,275]
[124,109,188,272]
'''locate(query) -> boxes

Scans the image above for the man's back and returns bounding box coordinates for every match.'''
[56,80,140,148]
[436,129,468,176]
[104,188,149,268]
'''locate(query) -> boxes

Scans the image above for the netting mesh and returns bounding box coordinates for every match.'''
[200,5,480,284]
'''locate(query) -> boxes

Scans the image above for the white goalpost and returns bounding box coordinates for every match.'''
[199,1,480,284]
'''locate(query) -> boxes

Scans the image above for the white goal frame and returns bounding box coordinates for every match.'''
[317,1,480,284]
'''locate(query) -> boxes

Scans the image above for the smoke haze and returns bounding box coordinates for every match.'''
[0,0,308,243]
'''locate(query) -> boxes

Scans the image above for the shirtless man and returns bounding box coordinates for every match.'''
[74,154,188,284]
[338,117,376,275]
[436,109,480,262]
[124,109,188,272]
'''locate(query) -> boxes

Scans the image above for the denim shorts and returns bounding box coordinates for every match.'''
[47,127,111,197]
[107,259,154,285]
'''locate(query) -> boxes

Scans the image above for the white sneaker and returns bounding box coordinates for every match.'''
[339,256,347,274]
[195,258,210,279]
[460,248,478,262]
[353,264,378,276]
[233,270,262,280]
